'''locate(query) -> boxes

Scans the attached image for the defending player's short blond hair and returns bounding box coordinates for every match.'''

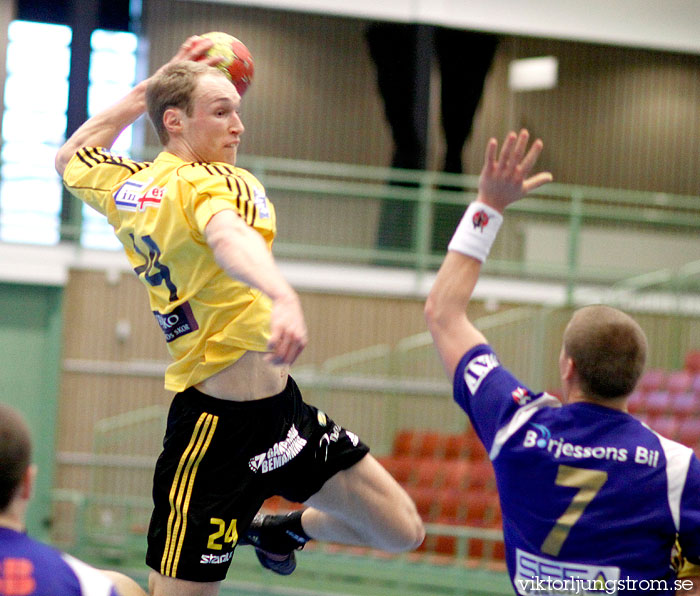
[0,404,32,511]
[146,61,226,145]
[563,305,647,399]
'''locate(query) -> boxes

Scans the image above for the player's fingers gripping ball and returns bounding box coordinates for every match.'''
[199,31,254,96]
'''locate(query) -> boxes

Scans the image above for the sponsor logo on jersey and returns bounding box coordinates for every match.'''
[200,552,233,565]
[512,387,533,405]
[523,423,661,465]
[249,425,307,474]
[153,302,199,343]
[114,178,164,212]
[317,424,360,462]
[514,548,620,595]
[253,187,270,219]
[464,352,500,394]
[0,557,36,595]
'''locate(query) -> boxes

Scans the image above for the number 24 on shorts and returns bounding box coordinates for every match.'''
[208,518,238,550]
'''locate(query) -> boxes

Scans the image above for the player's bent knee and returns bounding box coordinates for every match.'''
[379,503,425,552]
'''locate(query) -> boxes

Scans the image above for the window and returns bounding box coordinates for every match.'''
[0,20,71,244]
[0,21,139,249]
[81,28,138,250]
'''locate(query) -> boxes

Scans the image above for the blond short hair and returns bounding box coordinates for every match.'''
[146,61,227,145]
[563,305,647,399]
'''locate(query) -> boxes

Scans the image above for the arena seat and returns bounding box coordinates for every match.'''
[692,374,700,396]
[638,369,667,394]
[414,457,445,488]
[626,391,644,414]
[676,419,700,448]
[443,433,471,459]
[667,370,694,395]
[378,455,415,485]
[670,392,699,416]
[391,429,417,457]
[644,415,679,439]
[685,350,700,374]
[643,391,672,416]
[441,460,472,490]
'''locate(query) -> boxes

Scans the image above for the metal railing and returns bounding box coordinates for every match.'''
[3,154,699,303]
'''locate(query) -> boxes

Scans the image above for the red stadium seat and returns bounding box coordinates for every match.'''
[464,431,488,461]
[466,460,496,490]
[670,392,700,416]
[464,490,498,525]
[415,432,444,458]
[638,369,667,394]
[378,455,415,485]
[435,489,468,522]
[667,371,693,395]
[405,486,440,521]
[685,351,700,374]
[414,458,443,488]
[644,415,679,439]
[676,419,700,448]
[442,460,472,490]
[444,433,470,459]
[392,429,416,457]
[643,391,672,416]
[626,391,644,414]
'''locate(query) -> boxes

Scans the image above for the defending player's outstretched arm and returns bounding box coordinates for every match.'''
[424,129,552,381]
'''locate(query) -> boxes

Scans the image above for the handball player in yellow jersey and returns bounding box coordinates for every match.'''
[56,36,423,596]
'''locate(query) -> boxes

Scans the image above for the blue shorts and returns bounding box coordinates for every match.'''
[146,375,369,582]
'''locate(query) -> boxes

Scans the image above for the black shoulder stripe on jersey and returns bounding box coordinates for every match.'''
[76,149,97,168]
[78,147,148,175]
[233,177,253,202]
[188,163,259,226]
[93,148,148,175]
[80,147,106,167]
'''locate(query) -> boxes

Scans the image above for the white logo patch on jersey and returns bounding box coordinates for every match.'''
[464,353,500,394]
[253,187,270,219]
[114,178,163,212]
[514,548,620,595]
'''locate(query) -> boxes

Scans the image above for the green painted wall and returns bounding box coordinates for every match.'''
[0,282,63,539]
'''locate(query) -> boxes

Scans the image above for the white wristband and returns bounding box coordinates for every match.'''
[447,201,503,262]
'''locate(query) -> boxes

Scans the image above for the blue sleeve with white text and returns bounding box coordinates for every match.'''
[453,344,538,454]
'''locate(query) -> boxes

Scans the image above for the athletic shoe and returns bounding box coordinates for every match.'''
[241,512,308,575]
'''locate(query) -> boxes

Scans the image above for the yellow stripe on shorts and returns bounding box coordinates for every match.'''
[160,412,219,576]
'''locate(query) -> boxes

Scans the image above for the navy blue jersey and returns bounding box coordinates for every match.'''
[0,528,119,596]
[454,344,700,595]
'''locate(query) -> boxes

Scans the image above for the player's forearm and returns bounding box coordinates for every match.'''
[425,251,481,331]
[424,250,488,377]
[54,79,149,176]
[206,210,298,304]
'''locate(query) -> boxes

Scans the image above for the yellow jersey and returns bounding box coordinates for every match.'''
[63,148,276,392]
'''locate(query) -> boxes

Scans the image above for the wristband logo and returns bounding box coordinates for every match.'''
[472,209,490,231]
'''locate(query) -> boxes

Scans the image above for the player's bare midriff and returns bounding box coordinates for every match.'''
[194,350,289,401]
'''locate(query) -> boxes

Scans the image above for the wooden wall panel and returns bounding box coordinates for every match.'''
[141,1,700,194]
[142,0,392,166]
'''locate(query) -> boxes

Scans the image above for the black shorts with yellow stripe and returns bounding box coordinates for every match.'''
[145,375,369,582]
